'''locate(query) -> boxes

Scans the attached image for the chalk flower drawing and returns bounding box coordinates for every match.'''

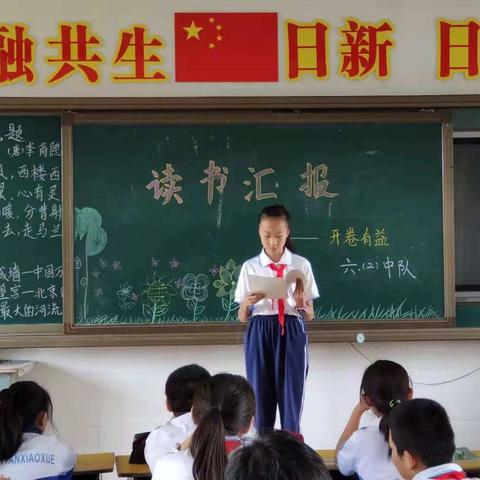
[116,281,137,312]
[181,273,209,321]
[143,275,177,322]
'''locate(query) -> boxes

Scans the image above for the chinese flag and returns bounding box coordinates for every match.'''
[175,12,278,82]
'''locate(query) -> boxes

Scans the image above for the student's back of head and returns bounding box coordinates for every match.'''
[389,398,456,479]
[166,364,211,416]
[360,360,411,442]
[0,381,53,461]
[190,373,255,480]
[225,430,332,480]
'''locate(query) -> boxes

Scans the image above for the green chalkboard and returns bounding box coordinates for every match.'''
[72,119,445,326]
[0,116,62,325]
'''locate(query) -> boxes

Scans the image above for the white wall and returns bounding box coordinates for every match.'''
[1,341,480,479]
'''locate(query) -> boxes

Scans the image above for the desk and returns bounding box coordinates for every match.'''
[317,450,480,476]
[73,452,114,479]
[116,455,151,478]
[459,450,480,475]
[316,450,336,470]
[116,449,480,479]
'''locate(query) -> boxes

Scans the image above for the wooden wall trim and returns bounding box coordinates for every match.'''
[1,95,480,111]
[1,327,480,348]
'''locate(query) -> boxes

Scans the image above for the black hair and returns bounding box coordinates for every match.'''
[225,430,332,480]
[258,204,296,253]
[360,360,410,443]
[389,398,455,468]
[165,364,211,417]
[0,381,53,461]
[190,373,255,480]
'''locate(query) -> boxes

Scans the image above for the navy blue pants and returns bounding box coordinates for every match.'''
[245,314,308,434]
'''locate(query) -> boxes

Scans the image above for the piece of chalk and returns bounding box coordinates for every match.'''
[356,333,365,344]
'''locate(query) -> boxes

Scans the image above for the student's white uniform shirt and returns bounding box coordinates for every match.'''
[337,426,403,480]
[144,412,195,473]
[234,248,319,317]
[412,463,465,479]
[152,448,194,480]
[0,431,77,480]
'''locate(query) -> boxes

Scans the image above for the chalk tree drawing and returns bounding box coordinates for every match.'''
[213,259,241,321]
[181,273,209,321]
[74,207,107,321]
[142,275,177,322]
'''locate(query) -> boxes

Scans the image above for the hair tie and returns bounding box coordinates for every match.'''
[389,399,401,409]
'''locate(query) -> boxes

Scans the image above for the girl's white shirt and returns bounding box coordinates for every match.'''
[144,412,196,473]
[152,448,194,480]
[234,248,319,317]
[0,431,77,480]
[337,426,403,480]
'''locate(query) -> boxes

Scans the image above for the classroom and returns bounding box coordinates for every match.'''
[0,0,479,479]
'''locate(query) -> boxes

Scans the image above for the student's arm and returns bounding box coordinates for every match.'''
[238,293,265,322]
[335,398,370,456]
[293,279,315,321]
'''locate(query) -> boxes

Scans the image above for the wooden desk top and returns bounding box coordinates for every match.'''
[116,449,480,477]
[316,450,336,470]
[317,450,480,473]
[459,450,480,472]
[116,455,151,478]
[74,452,114,475]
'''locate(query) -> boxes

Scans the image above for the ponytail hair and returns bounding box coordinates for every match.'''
[190,374,255,480]
[359,360,410,443]
[0,381,53,461]
[258,204,296,253]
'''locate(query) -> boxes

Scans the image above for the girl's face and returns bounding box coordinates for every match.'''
[258,217,290,261]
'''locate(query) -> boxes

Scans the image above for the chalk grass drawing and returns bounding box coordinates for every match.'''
[142,274,177,322]
[213,259,241,321]
[74,207,107,321]
[116,282,138,312]
[315,299,440,320]
[181,273,209,321]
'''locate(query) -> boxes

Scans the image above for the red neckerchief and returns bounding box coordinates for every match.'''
[225,438,242,454]
[268,263,287,335]
[433,473,466,479]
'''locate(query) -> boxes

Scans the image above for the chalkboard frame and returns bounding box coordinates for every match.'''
[62,110,455,343]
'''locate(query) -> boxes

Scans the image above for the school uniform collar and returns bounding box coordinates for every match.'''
[169,411,193,427]
[23,427,43,434]
[259,248,292,267]
[412,463,465,479]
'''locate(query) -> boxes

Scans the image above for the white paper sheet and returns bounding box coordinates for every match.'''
[247,269,307,299]
[247,274,288,299]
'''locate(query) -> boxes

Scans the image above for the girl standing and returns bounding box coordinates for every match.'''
[234,204,319,434]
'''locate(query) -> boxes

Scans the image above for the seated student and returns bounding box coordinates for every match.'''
[389,398,473,480]
[336,360,412,480]
[225,430,332,480]
[0,381,77,480]
[144,364,210,472]
[152,373,255,480]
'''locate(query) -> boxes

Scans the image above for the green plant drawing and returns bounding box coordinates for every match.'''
[315,299,439,320]
[213,259,241,321]
[74,207,107,321]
